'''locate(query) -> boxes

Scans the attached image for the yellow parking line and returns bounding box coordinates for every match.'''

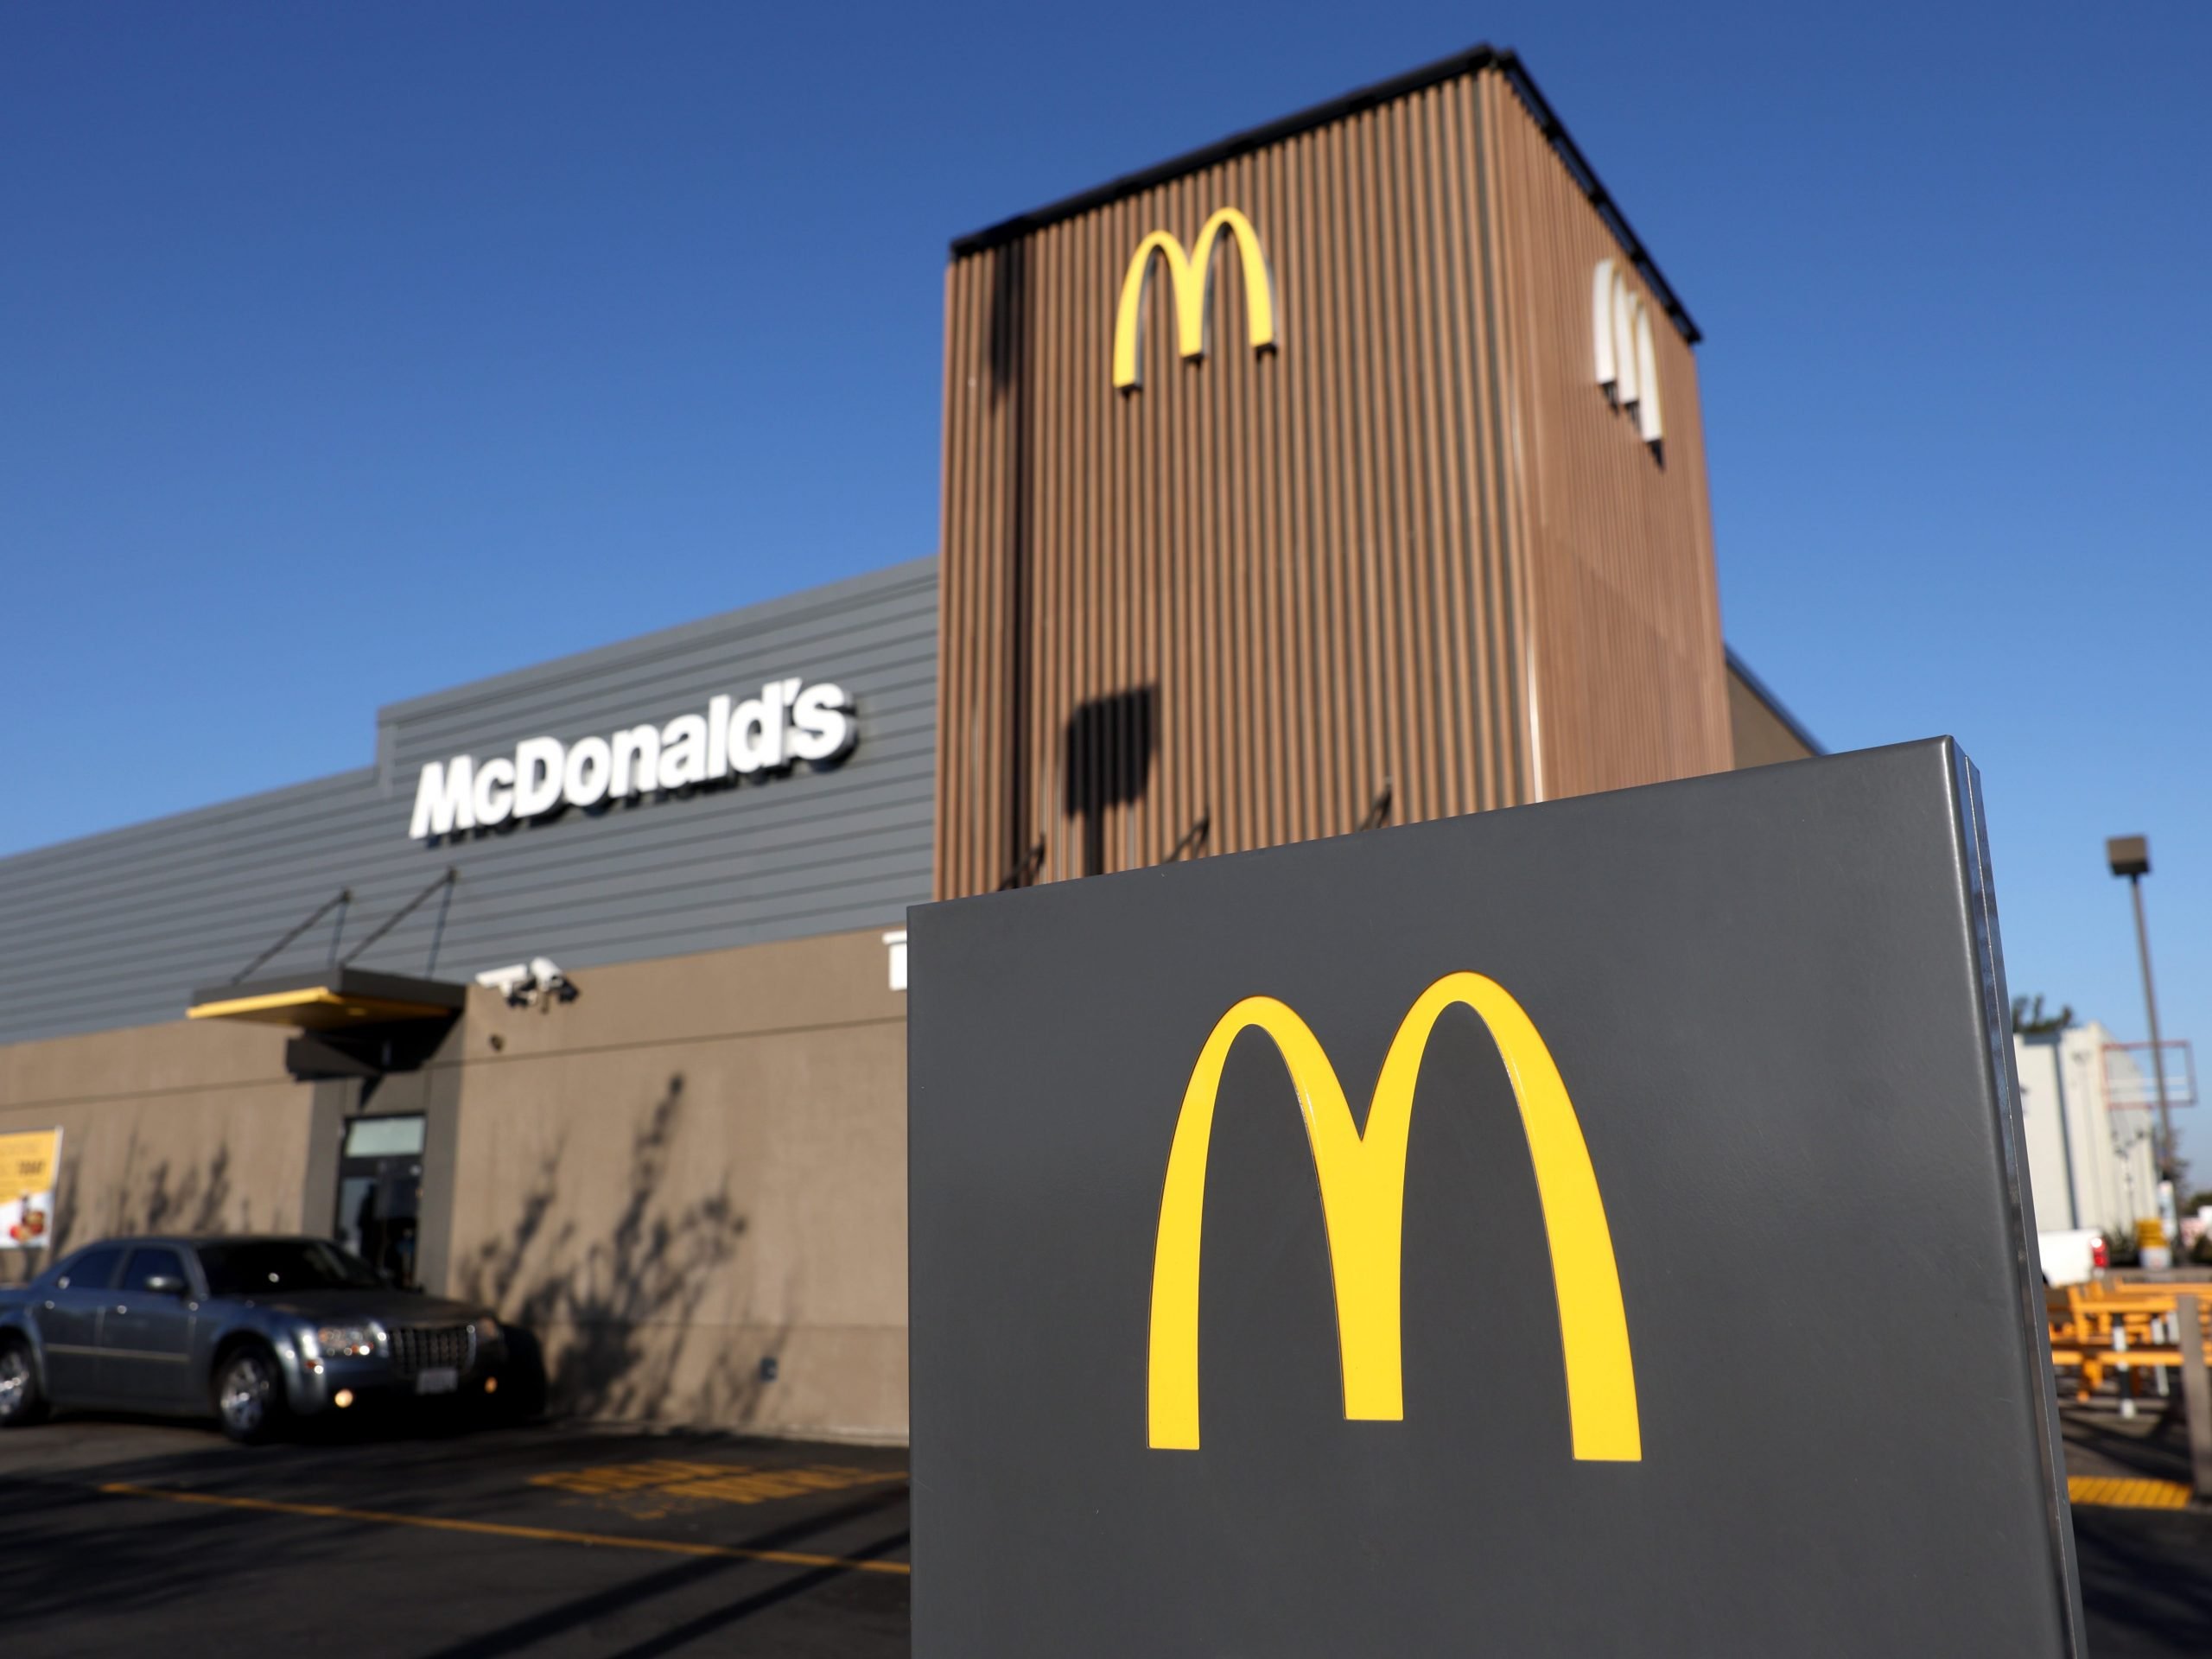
[2067,1475,2193,1510]
[99,1482,911,1576]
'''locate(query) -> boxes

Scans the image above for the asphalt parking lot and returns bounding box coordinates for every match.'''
[3,1406,2210,1655]
[2062,1403,2212,1656]
[0,1415,909,1658]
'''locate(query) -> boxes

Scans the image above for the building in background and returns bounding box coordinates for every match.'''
[0,47,1820,1439]
[1726,649,1822,772]
[0,562,936,1440]
[2016,1023,2167,1240]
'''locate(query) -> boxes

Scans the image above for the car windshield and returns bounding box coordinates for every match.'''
[196,1240,382,1297]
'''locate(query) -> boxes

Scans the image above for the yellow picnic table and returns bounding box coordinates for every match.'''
[2048,1282,2212,1402]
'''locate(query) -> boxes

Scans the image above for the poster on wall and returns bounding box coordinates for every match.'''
[0,1129,62,1249]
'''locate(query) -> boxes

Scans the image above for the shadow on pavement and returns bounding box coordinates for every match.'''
[2073,1506,2212,1657]
[0,1418,912,1650]
[406,1489,911,1659]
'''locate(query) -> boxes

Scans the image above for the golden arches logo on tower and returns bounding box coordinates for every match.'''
[1147,971,1642,1460]
[1111,207,1277,391]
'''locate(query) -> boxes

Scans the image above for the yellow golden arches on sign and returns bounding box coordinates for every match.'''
[1111,207,1277,391]
[1146,972,1641,1461]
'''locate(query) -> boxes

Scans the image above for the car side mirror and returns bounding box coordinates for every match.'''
[143,1274,186,1297]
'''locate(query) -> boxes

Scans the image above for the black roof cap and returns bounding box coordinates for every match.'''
[949,44,1699,344]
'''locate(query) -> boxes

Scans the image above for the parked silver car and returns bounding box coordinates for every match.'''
[0,1235,507,1441]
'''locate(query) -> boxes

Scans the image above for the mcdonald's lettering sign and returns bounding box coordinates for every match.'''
[1112,207,1277,391]
[1147,972,1641,1459]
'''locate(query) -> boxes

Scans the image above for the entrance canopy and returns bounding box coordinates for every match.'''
[187,965,466,1030]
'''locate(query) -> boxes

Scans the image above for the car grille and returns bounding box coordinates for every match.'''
[389,1324,475,1378]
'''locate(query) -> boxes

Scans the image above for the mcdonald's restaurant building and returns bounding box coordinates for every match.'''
[0,48,1821,1443]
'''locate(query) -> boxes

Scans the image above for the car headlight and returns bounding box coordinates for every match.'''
[313,1323,381,1359]
[474,1316,502,1344]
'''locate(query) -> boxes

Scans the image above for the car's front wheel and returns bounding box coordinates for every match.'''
[0,1338,47,1427]
[213,1344,287,1444]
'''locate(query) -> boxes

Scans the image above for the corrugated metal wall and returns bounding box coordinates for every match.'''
[0,559,937,1047]
[936,60,1731,899]
[1484,79,1731,799]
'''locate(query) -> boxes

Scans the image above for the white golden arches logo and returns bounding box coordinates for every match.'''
[1591,257,1662,450]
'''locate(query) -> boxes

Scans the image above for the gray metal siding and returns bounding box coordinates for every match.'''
[0,558,938,1048]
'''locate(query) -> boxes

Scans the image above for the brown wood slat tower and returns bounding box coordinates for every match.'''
[936,47,1731,899]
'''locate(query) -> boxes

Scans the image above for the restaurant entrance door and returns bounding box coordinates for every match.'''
[334,1114,426,1288]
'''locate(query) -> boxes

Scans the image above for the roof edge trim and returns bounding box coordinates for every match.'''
[947,44,1700,345]
[373,553,940,728]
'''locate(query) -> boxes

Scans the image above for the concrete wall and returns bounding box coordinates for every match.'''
[0,927,912,1441]
[436,927,909,1441]
[0,1019,315,1273]
[1726,654,1821,770]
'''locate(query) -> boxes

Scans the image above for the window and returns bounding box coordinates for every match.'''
[196,1239,380,1298]
[343,1116,426,1158]
[56,1246,125,1292]
[120,1248,188,1294]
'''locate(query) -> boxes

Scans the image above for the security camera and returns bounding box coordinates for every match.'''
[528,957,579,1001]
[475,963,535,1002]
[474,957,576,1008]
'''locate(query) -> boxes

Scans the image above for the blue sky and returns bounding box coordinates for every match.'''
[4,3,2207,1166]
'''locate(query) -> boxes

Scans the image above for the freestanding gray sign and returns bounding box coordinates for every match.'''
[907,740,2083,1656]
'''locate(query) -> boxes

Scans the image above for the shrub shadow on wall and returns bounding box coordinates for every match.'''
[2,1137,247,1285]
[459,1073,784,1426]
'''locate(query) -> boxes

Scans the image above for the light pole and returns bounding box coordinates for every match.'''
[2107,836,2177,1192]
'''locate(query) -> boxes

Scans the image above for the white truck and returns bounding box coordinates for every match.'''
[2037,1228,2109,1287]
